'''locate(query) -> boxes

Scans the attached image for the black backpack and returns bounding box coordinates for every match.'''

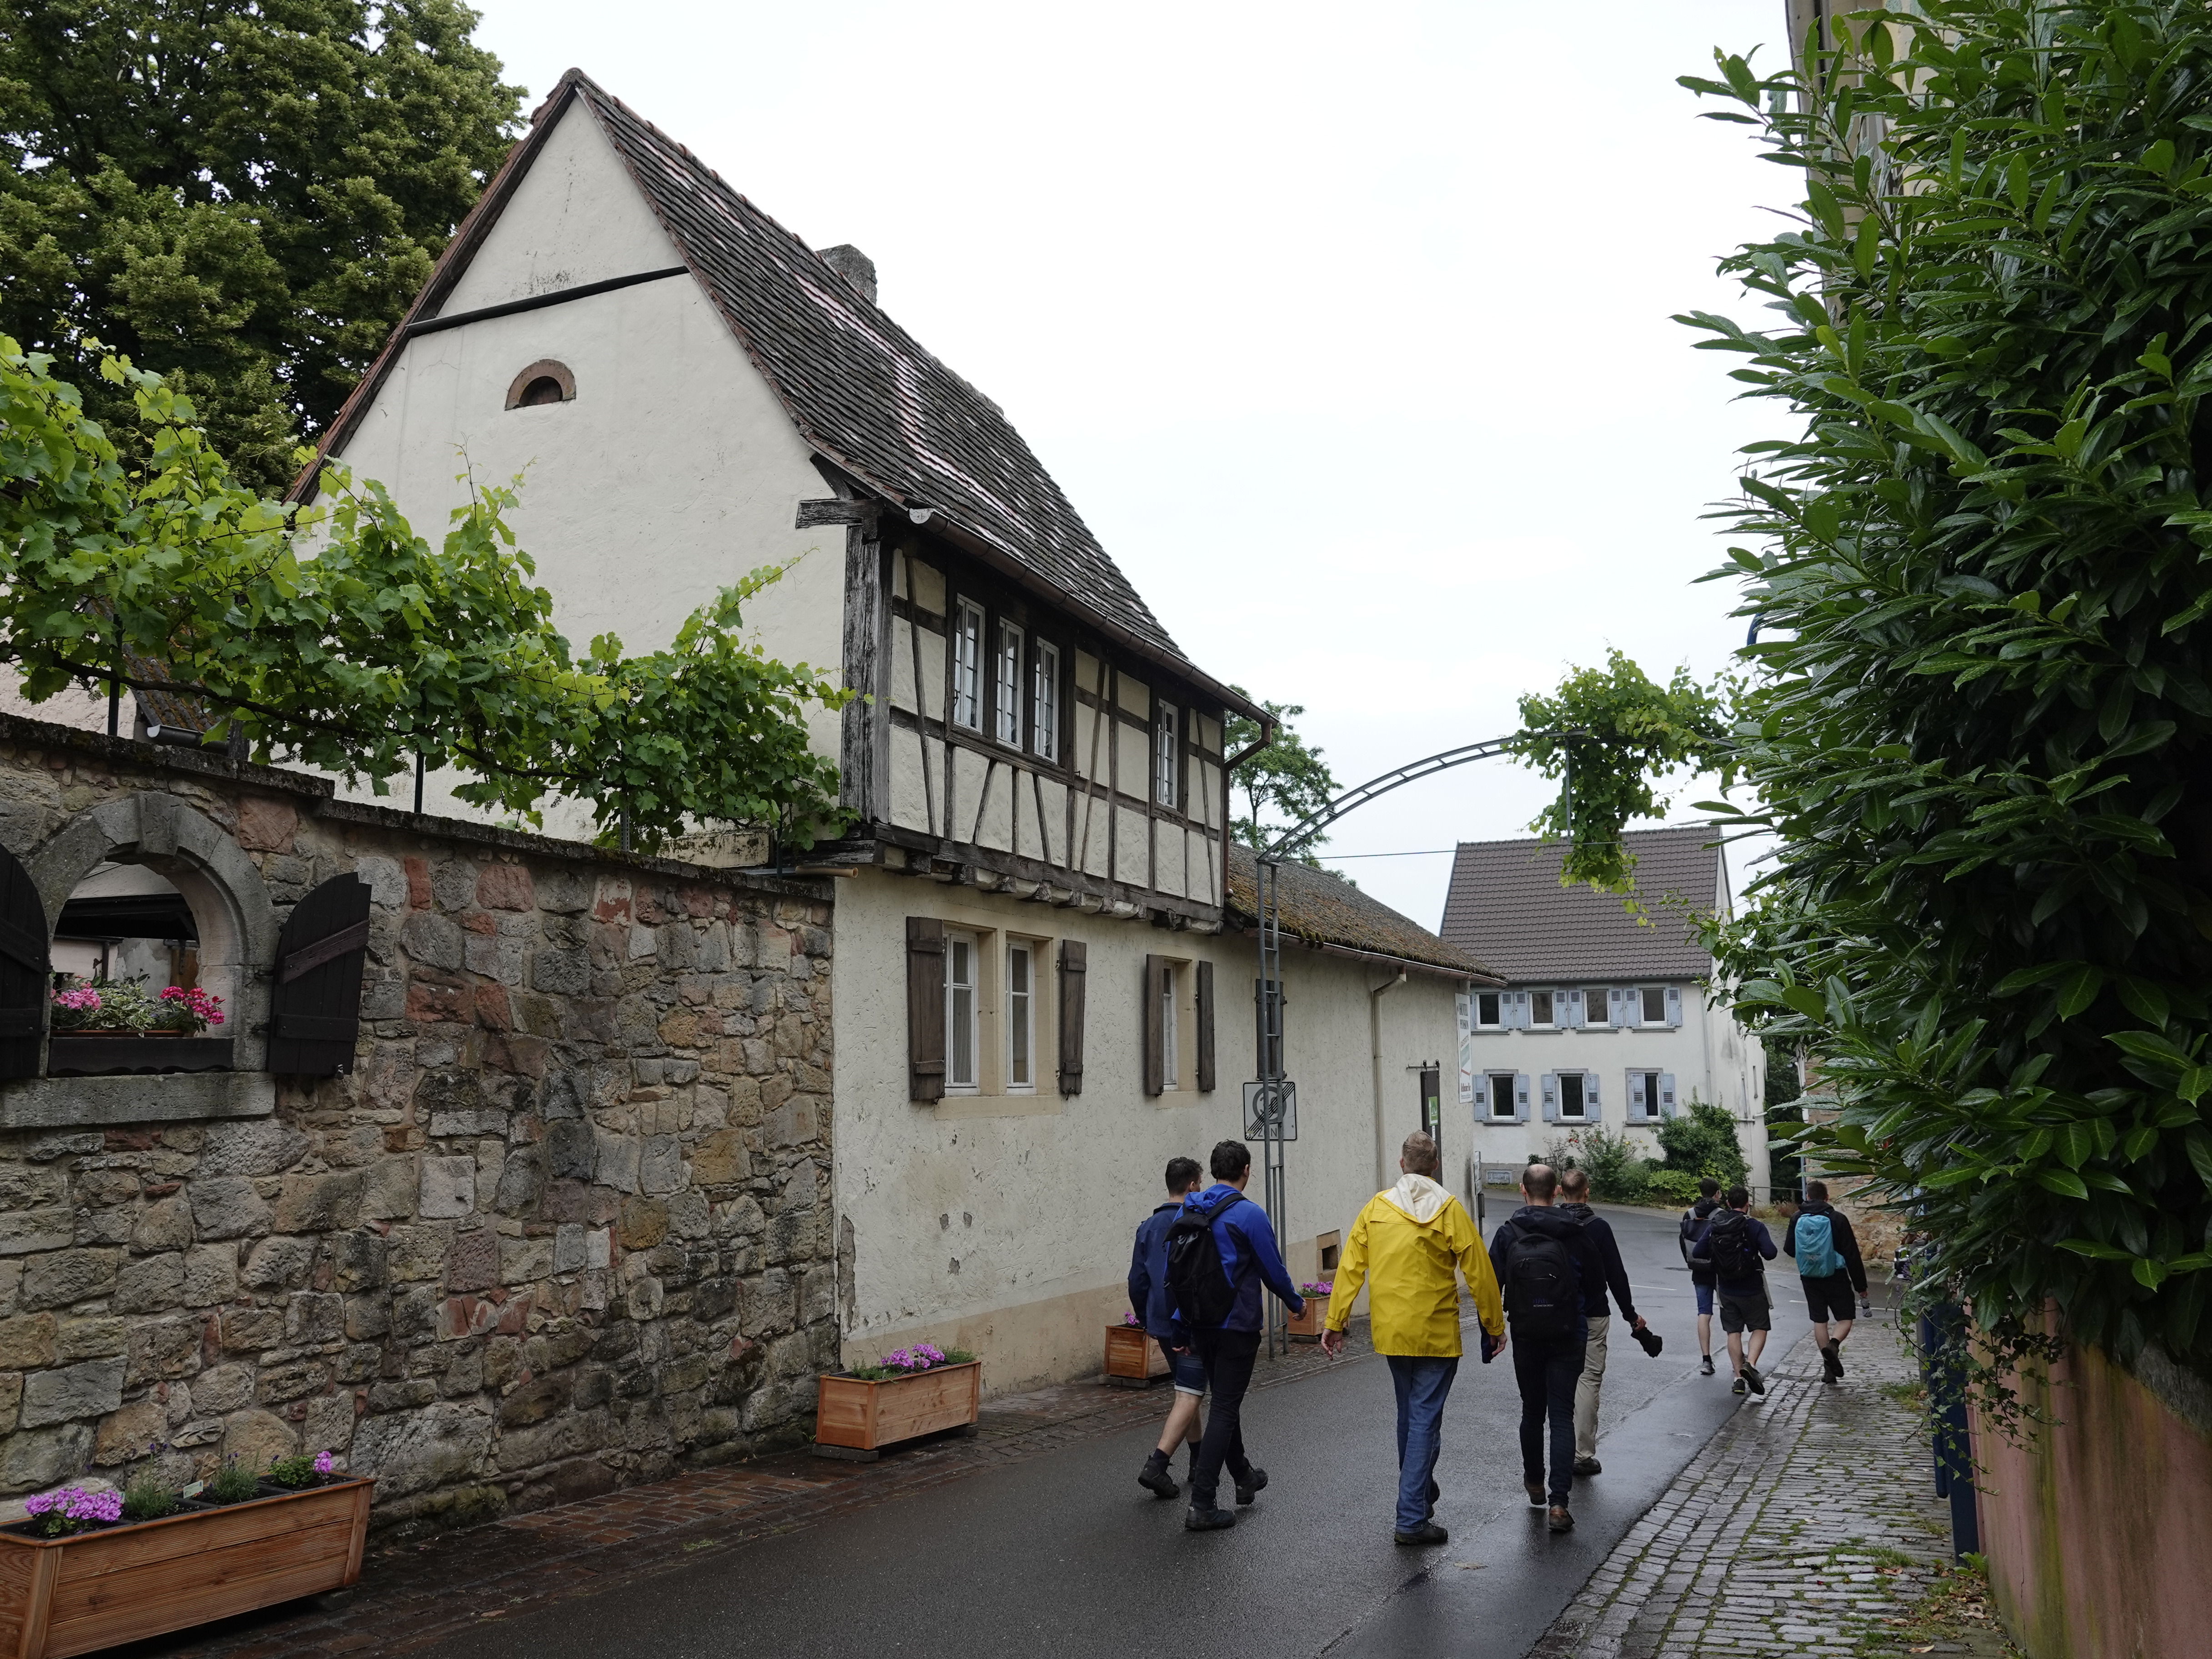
[1164,1196,1242,1328]
[1503,1224,1578,1337]
[1705,1210,1758,1282]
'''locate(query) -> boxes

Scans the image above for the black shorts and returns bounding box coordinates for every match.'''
[1802,1272,1856,1323]
[1718,1285,1770,1334]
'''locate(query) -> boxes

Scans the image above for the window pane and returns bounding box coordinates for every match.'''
[1560,1073,1584,1116]
[1532,990,1553,1025]
[1478,992,1499,1026]
[1160,964,1178,1088]
[1644,1072,1661,1117]
[1642,986,1665,1023]
[947,937,976,1089]
[1154,704,1178,807]
[995,623,1022,744]
[1491,1075,1515,1119]
[1032,643,1060,762]
[1588,989,1609,1026]
[1007,945,1031,1088]
[953,604,983,729]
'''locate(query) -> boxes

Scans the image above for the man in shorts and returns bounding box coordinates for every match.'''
[1688,1185,1779,1397]
[1784,1180,1870,1383]
[1678,1176,1724,1374]
[1129,1156,1206,1496]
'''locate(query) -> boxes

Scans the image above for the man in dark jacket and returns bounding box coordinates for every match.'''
[1783,1180,1870,1384]
[1169,1140,1305,1533]
[1487,1163,1606,1533]
[1558,1169,1650,1477]
[1688,1185,1780,1397]
[1129,1156,1205,1497]
[1679,1177,1723,1375]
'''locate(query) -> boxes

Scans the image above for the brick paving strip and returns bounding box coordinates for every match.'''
[1528,1317,2012,1659]
[121,1324,1377,1658]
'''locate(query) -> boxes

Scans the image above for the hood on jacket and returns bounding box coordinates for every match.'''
[1509,1205,1583,1242]
[1560,1201,1594,1223]
[1798,1200,1836,1217]
[1692,1196,1720,1218]
[1185,1182,1247,1220]
[1380,1173,1453,1225]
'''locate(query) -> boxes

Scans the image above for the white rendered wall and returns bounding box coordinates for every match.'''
[830,865,1465,1390]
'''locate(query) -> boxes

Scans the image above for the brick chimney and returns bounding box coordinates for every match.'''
[819,245,876,305]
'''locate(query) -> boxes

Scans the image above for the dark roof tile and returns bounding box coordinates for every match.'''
[1227,844,1492,979]
[1438,825,1723,982]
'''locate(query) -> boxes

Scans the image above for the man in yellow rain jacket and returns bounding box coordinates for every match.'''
[1319,1130,1504,1546]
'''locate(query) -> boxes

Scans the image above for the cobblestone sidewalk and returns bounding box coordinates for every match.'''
[1529,1318,2011,1659]
[118,1324,1371,1659]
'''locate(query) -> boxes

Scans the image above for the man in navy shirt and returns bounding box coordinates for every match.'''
[1128,1156,1205,1497]
[1688,1184,1780,1397]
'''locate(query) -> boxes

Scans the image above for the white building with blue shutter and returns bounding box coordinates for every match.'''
[1438,825,1767,1189]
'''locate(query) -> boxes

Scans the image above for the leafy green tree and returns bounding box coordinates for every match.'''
[0,1,522,490]
[1,340,850,849]
[1655,1101,1750,1191]
[1647,1,2212,1377]
[1225,689,1339,859]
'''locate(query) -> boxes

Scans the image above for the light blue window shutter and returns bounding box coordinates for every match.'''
[1564,988,1583,1029]
[1510,991,1529,1031]
[1628,1071,1646,1117]
[1539,1072,1558,1123]
[1457,994,1474,1103]
[1473,1073,1490,1115]
[1609,987,1627,1028]
[1585,1071,1602,1121]
[1660,1073,1679,1118]
[1666,986,1684,1028]
[1514,1073,1532,1123]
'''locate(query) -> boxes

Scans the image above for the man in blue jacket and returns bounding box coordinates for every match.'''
[1488,1163,1609,1532]
[1128,1156,1206,1498]
[1689,1185,1780,1398]
[1170,1140,1305,1532]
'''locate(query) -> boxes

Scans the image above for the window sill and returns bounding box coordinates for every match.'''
[0,1070,276,1129]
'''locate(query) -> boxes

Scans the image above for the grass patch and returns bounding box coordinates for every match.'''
[1858,1554,2023,1657]
[1879,1380,1928,1411]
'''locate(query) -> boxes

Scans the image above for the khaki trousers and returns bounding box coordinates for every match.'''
[1573,1312,1610,1460]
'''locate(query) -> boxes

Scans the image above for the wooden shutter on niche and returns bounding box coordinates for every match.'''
[0,844,48,1079]
[1057,940,1086,1095]
[1195,960,1216,1093]
[906,918,945,1102]
[267,874,373,1076]
[1141,953,1165,1097]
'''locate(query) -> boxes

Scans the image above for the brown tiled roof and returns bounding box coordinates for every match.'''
[1226,843,1493,980]
[300,70,1252,712]
[1438,825,1723,983]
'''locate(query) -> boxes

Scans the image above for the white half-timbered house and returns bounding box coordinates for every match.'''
[293,70,1490,1388]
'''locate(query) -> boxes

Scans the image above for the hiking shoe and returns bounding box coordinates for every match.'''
[1394,1520,1449,1546]
[1234,1467,1268,1506]
[1573,1457,1602,1477]
[1831,1342,1847,1377]
[1700,1354,1715,1376]
[1548,1504,1575,1534]
[1525,1480,1547,1508]
[1184,1505,1237,1531]
[1732,1375,1747,1396]
[1822,1343,1844,1384]
[1743,1362,1766,1397]
[1137,1458,1180,1500]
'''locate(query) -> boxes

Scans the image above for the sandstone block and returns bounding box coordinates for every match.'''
[553,1224,587,1275]
[501,1236,554,1284]
[54,1317,128,1362]
[0,1313,58,1370]
[126,1318,203,1386]
[220,1306,284,1351]
[234,795,297,851]
[224,1406,298,1469]
[243,1235,317,1291]
[189,1176,271,1241]
[303,1389,356,1455]
[638,1135,682,1195]
[593,1132,640,1195]
[532,948,589,996]
[198,1119,308,1178]
[285,1292,345,1347]
[131,1194,194,1253]
[401,910,465,970]
[272,1170,367,1233]
[430,859,478,913]
[193,1362,254,1415]
[330,1229,387,1292]
[445,1228,500,1292]
[94,1395,168,1465]
[420,1157,476,1219]
[619,1198,669,1251]
[21,1357,126,1428]
[365,1156,418,1221]
[0,1423,91,1493]
[23,1248,122,1310]
[0,1207,75,1257]
[353,853,407,910]
[184,1245,238,1306]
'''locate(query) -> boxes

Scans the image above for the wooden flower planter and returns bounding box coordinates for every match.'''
[1286,1299,1326,1342]
[0,1477,372,1659]
[1103,1324,1170,1387]
[813,1361,980,1461]
[46,1035,233,1076]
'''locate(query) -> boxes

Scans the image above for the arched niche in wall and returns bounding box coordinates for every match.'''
[505,358,576,409]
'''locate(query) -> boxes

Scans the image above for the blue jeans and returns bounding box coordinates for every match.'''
[1386,1355,1459,1532]
[1512,1318,1588,1502]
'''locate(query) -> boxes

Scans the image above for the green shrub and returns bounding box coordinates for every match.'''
[1644,1168,1705,1207]
[1656,1102,1749,1189]
[120,1465,178,1522]
[205,1457,260,1505]
[1576,1127,1652,1203]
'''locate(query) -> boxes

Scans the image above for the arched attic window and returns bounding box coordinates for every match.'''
[506,358,576,409]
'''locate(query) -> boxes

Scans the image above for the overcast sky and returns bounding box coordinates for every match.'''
[471,0,1790,928]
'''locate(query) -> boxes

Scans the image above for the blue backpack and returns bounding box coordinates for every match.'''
[1795,1211,1840,1278]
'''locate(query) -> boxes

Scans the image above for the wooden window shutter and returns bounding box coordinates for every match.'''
[0,844,49,1080]
[1195,960,1216,1093]
[1141,953,1165,1097]
[906,918,946,1102]
[1056,940,1086,1095]
[267,874,373,1076]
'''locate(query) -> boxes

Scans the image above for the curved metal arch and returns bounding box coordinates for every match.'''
[1261,734,1524,860]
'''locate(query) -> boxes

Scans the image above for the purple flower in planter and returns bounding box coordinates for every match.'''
[24,1485,122,1534]
[314,1451,335,1476]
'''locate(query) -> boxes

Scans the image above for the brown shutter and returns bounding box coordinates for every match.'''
[0,844,49,1079]
[906,917,945,1102]
[1056,940,1086,1096]
[267,874,373,1076]
[1142,952,1165,1096]
[1196,960,1216,1093]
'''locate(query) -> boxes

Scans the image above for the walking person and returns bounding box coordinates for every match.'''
[1166,1140,1305,1533]
[1488,1163,1605,1533]
[1557,1169,1651,1477]
[1318,1131,1504,1546]
[1129,1156,1207,1497]
[1688,1184,1779,1397]
[1783,1180,1870,1384]
[1679,1176,1724,1374]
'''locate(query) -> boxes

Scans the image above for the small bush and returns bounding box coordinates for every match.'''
[1655,1101,1749,1188]
[205,1457,260,1505]
[1575,1127,1650,1202]
[120,1466,178,1522]
[267,1453,317,1488]
[1644,1168,1704,1207]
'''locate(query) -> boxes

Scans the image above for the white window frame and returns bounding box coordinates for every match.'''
[1530,988,1555,1028]
[945,930,980,1093]
[1639,985,1668,1026]
[1558,1071,1588,1121]
[952,600,984,731]
[994,620,1023,746]
[1586,988,1611,1030]
[1031,640,1061,763]
[1474,991,1503,1029]
[1159,959,1179,1090]
[1154,702,1180,809]
[1632,1069,1663,1123]
[1488,1071,1518,1121]
[1005,940,1035,1093]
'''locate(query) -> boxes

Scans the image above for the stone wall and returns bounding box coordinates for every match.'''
[0,717,838,1533]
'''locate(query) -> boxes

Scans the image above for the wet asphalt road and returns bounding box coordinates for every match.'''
[423,1205,1815,1659]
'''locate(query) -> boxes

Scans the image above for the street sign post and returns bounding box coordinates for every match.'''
[1242,1079,1298,1142]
